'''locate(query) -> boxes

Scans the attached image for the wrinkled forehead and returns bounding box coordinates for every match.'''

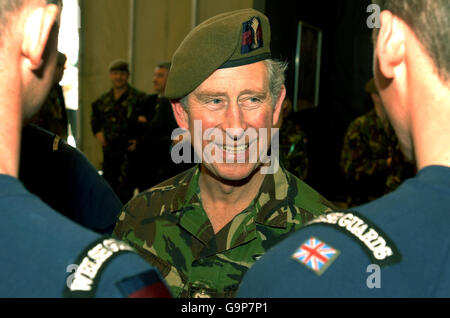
[191,61,270,97]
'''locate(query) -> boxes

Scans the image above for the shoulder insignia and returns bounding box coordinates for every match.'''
[64,237,135,297]
[292,237,340,276]
[305,211,402,267]
[52,135,61,152]
[116,269,172,298]
[242,16,263,53]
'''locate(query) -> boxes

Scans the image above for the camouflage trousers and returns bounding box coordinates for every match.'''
[102,144,134,204]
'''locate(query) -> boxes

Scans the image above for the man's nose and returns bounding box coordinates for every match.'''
[224,101,247,140]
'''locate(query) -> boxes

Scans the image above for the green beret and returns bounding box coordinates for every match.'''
[365,78,378,94]
[108,59,129,73]
[165,8,271,100]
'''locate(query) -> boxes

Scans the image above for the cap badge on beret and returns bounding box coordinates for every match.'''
[242,16,263,54]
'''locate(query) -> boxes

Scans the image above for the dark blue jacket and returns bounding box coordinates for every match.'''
[19,124,122,234]
[238,166,450,297]
[0,174,170,297]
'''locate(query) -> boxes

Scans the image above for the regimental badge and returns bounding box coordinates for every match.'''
[292,237,340,276]
[241,16,263,54]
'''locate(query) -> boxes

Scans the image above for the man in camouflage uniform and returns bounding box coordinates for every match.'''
[29,52,68,139]
[91,60,145,203]
[276,97,309,180]
[341,79,415,206]
[113,9,334,298]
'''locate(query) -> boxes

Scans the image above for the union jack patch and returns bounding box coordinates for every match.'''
[292,237,340,276]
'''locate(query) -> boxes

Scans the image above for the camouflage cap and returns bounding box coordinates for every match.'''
[165,8,271,100]
[108,59,130,73]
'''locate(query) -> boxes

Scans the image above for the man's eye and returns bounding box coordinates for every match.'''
[210,99,222,104]
[240,96,263,109]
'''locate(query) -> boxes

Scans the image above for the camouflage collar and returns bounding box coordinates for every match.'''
[253,165,292,228]
[107,84,132,103]
[175,165,293,239]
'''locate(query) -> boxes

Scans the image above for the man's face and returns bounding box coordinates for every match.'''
[109,70,129,90]
[152,67,169,94]
[183,61,282,181]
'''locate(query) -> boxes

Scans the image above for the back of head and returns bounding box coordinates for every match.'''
[373,0,450,83]
[57,52,67,67]
[0,1,25,43]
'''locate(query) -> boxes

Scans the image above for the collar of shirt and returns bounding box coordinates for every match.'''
[107,84,131,104]
[171,165,293,251]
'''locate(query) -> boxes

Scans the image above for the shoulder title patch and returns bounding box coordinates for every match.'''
[305,211,401,267]
[292,237,340,276]
[64,237,135,297]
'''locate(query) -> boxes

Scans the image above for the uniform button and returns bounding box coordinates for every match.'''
[193,289,211,298]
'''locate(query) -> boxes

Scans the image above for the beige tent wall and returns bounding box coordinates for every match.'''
[197,0,253,24]
[79,0,254,169]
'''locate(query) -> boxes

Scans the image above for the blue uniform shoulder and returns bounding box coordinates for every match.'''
[238,166,450,297]
[0,175,167,297]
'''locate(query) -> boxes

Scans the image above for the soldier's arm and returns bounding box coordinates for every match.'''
[91,100,107,146]
[90,100,104,135]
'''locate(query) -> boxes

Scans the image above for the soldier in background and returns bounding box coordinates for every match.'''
[129,62,191,192]
[28,52,68,139]
[275,96,309,180]
[340,78,415,206]
[91,60,145,203]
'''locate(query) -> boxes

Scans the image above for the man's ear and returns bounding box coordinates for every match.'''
[22,4,60,70]
[272,85,286,126]
[171,100,190,129]
[375,11,406,79]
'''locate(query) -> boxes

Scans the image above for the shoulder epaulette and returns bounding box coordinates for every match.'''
[306,211,402,267]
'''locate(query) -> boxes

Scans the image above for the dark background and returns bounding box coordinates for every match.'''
[263,0,374,201]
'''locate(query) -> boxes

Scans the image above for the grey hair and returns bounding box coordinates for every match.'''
[179,59,288,110]
[264,59,288,107]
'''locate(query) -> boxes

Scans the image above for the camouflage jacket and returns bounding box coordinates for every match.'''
[113,165,334,298]
[341,109,397,181]
[341,108,416,203]
[90,85,145,147]
[279,119,309,180]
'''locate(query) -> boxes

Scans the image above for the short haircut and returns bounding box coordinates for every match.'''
[0,0,61,40]
[373,0,450,82]
[157,62,172,71]
[0,0,25,38]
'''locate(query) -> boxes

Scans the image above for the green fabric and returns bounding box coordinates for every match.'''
[341,108,416,205]
[165,8,271,100]
[113,165,335,298]
[90,85,145,202]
